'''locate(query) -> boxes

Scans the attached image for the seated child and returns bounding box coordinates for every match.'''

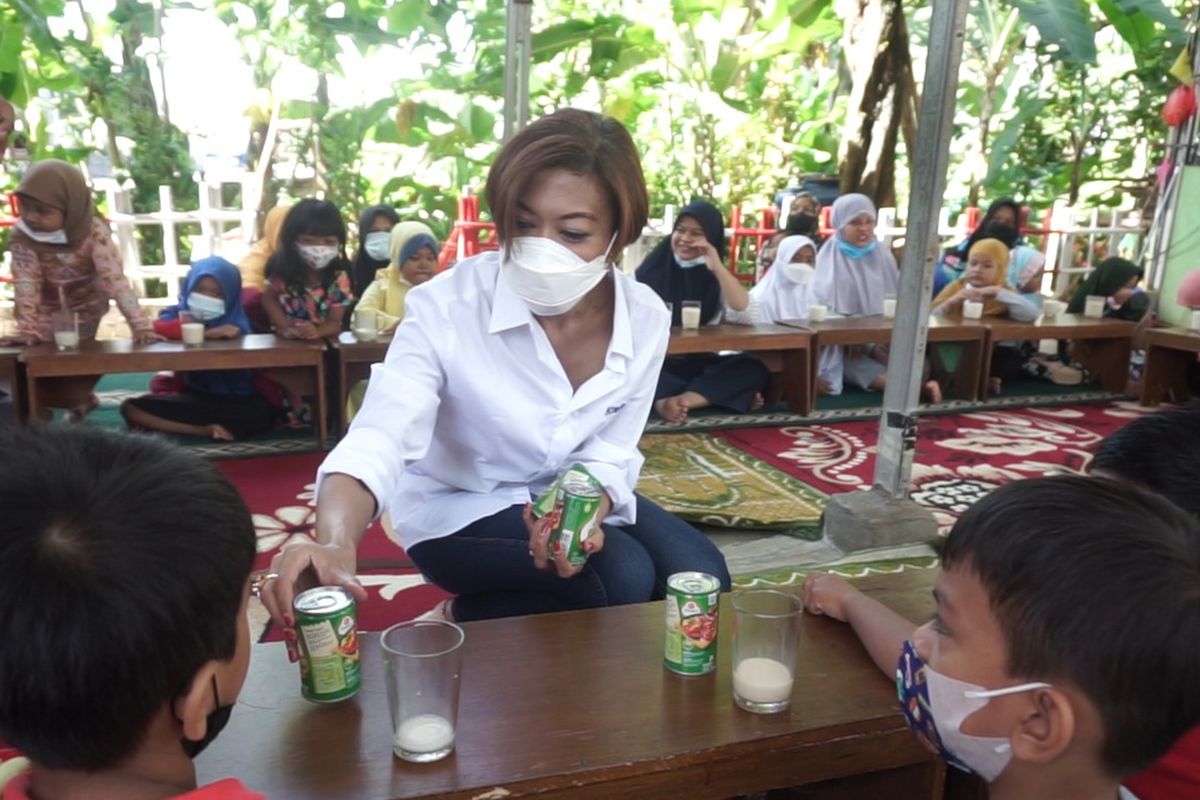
[120,257,281,441]
[932,238,1040,394]
[0,424,261,799]
[803,475,1200,800]
[354,221,439,334]
[1067,257,1149,322]
[729,234,818,325]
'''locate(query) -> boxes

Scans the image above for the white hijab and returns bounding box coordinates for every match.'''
[748,235,818,322]
[810,193,899,316]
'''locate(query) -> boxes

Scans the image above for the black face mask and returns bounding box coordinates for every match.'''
[180,675,235,758]
[981,221,1019,248]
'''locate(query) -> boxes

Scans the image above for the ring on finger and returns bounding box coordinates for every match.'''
[250,572,280,598]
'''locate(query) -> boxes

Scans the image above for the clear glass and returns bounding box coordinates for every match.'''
[882,294,897,319]
[732,590,802,714]
[352,308,378,342]
[681,300,703,330]
[962,299,984,320]
[52,310,79,351]
[808,303,828,322]
[1041,299,1066,319]
[1084,294,1106,319]
[381,620,465,763]
[1191,309,1200,332]
[179,311,205,346]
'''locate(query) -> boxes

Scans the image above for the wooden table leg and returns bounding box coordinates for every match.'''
[1141,344,1193,405]
[26,375,42,420]
[953,340,984,401]
[781,348,812,414]
[1076,338,1132,393]
[315,359,328,449]
[338,351,349,438]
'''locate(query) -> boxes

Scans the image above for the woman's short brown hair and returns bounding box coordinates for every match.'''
[486,109,648,253]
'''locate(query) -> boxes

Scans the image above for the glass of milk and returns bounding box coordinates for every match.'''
[882,295,897,319]
[381,620,465,763]
[179,311,206,346]
[681,300,703,331]
[1084,295,1106,319]
[352,308,378,342]
[52,310,79,351]
[731,590,803,714]
[962,299,984,320]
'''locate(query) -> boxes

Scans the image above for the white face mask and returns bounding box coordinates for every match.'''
[364,231,391,262]
[502,233,616,316]
[186,292,226,322]
[783,262,814,285]
[299,244,338,271]
[675,253,708,269]
[923,661,1050,782]
[16,218,68,245]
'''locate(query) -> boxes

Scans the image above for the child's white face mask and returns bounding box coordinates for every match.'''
[16,218,68,245]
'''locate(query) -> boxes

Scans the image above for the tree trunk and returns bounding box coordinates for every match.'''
[836,0,915,209]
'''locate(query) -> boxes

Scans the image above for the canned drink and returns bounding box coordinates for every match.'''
[293,586,361,703]
[548,475,603,567]
[664,572,721,676]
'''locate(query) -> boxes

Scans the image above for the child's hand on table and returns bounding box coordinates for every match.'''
[802,571,865,622]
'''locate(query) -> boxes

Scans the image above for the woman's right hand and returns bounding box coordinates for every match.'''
[260,538,367,660]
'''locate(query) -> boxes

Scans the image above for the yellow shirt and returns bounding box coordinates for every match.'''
[355,267,411,332]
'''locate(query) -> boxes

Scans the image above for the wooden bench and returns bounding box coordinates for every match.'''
[20,334,330,447]
[1140,326,1200,406]
[331,336,392,435]
[796,315,989,407]
[667,323,813,414]
[0,347,24,423]
[979,314,1136,395]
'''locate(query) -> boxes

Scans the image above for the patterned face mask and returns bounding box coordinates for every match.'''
[896,639,1050,782]
[299,244,338,271]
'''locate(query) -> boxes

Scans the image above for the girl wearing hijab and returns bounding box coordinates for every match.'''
[728,234,818,324]
[237,204,291,292]
[811,193,914,396]
[3,160,161,418]
[354,221,440,334]
[1067,257,1149,322]
[934,197,1023,296]
[932,238,1039,394]
[635,199,769,423]
[120,257,281,440]
[350,204,400,297]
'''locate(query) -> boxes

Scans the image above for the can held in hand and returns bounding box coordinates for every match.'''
[294,586,361,702]
[664,571,721,676]
[547,474,603,567]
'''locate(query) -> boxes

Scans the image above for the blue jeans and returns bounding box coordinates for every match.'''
[407,494,732,622]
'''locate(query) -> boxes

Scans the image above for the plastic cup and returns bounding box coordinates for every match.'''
[681,300,702,330]
[381,621,465,763]
[808,304,828,322]
[732,590,803,714]
[1084,295,1106,319]
[52,310,79,351]
[180,312,205,346]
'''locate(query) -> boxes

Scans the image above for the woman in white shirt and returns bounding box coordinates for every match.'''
[261,109,730,627]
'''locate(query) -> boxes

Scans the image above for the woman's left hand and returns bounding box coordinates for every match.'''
[524,493,611,579]
[133,329,165,344]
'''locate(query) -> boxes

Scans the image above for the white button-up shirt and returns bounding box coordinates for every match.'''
[318,250,670,549]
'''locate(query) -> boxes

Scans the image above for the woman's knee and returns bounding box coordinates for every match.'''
[588,540,655,606]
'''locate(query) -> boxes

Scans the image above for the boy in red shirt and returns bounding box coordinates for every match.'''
[0,425,263,799]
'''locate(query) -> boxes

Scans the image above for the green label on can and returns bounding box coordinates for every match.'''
[664,572,721,675]
[533,464,603,567]
[294,587,361,703]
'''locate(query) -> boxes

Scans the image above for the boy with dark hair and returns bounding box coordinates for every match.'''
[804,476,1200,800]
[0,425,263,799]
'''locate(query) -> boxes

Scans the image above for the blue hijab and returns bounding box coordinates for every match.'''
[161,257,252,332]
[161,257,257,397]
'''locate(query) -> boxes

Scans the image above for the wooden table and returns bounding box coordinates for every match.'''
[1140,326,1200,405]
[197,571,941,800]
[980,314,1136,394]
[20,334,330,446]
[331,336,392,434]
[667,323,813,413]
[0,346,23,423]
[795,315,989,406]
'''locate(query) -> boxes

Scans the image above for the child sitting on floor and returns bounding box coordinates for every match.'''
[802,476,1200,800]
[0,424,261,799]
[121,257,282,441]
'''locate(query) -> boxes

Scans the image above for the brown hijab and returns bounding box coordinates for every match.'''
[13,160,96,248]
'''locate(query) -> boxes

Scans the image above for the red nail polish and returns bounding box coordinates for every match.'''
[284,613,294,627]
[284,628,297,642]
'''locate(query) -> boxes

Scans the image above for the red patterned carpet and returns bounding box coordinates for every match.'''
[218,402,1146,638]
[715,401,1147,533]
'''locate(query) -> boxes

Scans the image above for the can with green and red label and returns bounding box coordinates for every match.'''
[533,465,603,567]
[293,586,361,703]
[664,571,721,676]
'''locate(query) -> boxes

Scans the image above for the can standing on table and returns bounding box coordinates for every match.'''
[664,571,721,676]
[294,586,361,702]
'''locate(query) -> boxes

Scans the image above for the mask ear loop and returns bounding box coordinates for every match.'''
[963,681,1051,700]
[601,231,618,264]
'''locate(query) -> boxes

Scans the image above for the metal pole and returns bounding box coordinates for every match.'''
[503,0,533,141]
[873,0,969,496]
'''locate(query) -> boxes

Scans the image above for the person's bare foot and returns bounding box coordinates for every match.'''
[207,424,235,441]
[816,378,833,396]
[987,377,1003,396]
[66,392,99,423]
[750,392,765,411]
[922,379,943,404]
[654,396,689,423]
